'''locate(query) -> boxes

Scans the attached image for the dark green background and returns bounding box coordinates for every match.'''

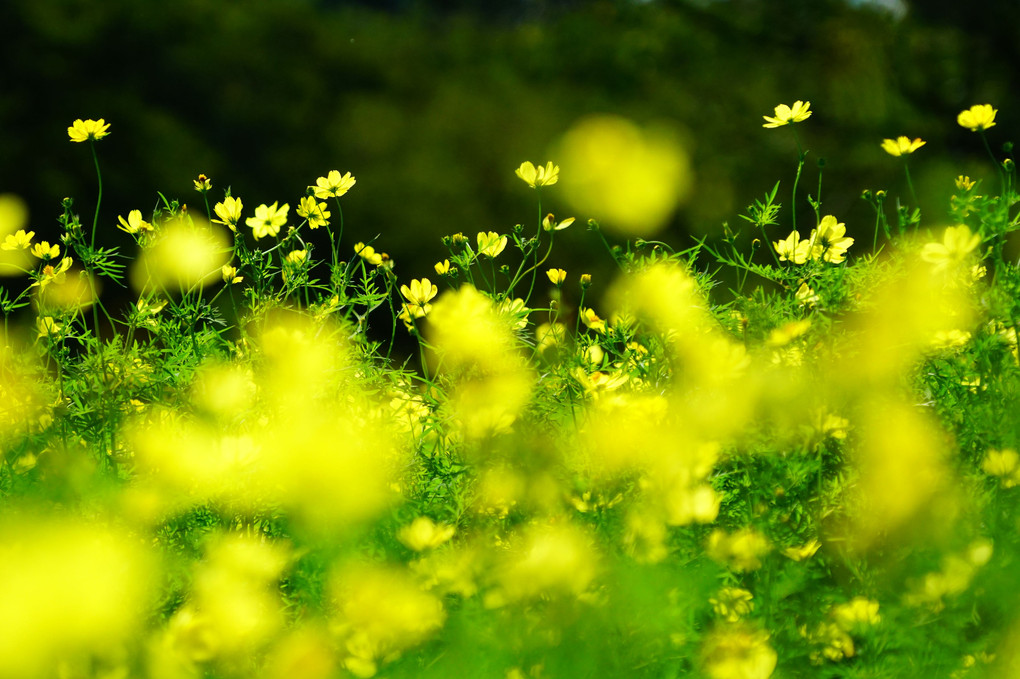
[2,0,1017,302]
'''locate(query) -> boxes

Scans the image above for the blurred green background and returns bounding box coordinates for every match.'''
[2,0,1018,309]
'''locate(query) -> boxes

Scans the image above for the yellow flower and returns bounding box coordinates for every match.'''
[36,257,73,289]
[221,264,243,284]
[354,242,383,266]
[710,588,755,622]
[808,215,853,263]
[542,213,575,231]
[782,539,821,561]
[31,241,59,260]
[832,597,881,631]
[193,174,211,192]
[580,307,606,333]
[546,268,567,285]
[67,118,110,142]
[285,250,308,265]
[515,161,559,188]
[1,229,34,250]
[36,316,63,338]
[957,104,997,132]
[245,202,289,240]
[773,230,810,264]
[296,196,330,229]
[981,448,1018,477]
[212,196,244,231]
[310,170,356,199]
[398,517,455,552]
[117,209,153,235]
[762,100,812,128]
[400,278,439,318]
[476,231,507,258]
[920,224,981,273]
[700,624,777,679]
[881,136,926,157]
[955,175,977,191]
[434,259,451,275]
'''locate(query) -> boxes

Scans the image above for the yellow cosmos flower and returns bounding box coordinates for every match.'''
[808,215,853,264]
[957,104,997,132]
[476,231,507,258]
[117,210,153,235]
[1,229,35,250]
[354,242,383,266]
[67,118,110,142]
[400,278,439,318]
[920,224,981,273]
[245,202,289,240]
[310,170,356,199]
[546,268,567,285]
[193,174,211,192]
[782,539,821,561]
[762,100,812,128]
[36,257,73,289]
[31,241,60,260]
[285,250,308,265]
[434,259,451,275]
[515,161,559,188]
[881,136,926,157]
[296,196,330,229]
[36,316,63,338]
[221,264,243,285]
[773,230,810,264]
[212,196,244,231]
[580,307,606,333]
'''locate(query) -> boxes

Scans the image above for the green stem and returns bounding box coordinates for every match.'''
[89,141,103,250]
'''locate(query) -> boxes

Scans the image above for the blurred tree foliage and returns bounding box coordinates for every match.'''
[1,0,1017,303]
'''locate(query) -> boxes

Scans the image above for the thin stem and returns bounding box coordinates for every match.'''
[903,161,919,212]
[89,141,103,250]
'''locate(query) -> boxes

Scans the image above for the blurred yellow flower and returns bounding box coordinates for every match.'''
[212,196,244,231]
[476,231,507,258]
[36,316,63,338]
[310,170,356,199]
[515,161,559,188]
[762,100,812,128]
[398,517,455,551]
[957,104,997,132]
[31,241,59,260]
[700,624,777,679]
[920,224,981,273]
[117,209,153,234]
[710,588,755,622]
[67,118,110,142]
[832,597,881,631]
[246,201,289,240]
[297,196,331,229]
[1,229,34,250]
[881,136,926,157]
[546,268,567,285]
[782,539,821,561]
[955,175,977,191]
